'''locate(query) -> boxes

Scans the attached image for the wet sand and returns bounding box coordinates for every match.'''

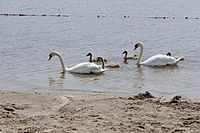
[0,90,199,132]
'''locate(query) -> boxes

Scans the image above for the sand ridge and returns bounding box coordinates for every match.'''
[0,90,199,132]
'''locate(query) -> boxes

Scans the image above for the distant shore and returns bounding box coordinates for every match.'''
[0,89,199,132]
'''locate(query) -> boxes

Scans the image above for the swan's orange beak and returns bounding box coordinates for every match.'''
[134,46,137,51]
[48,55,52,61]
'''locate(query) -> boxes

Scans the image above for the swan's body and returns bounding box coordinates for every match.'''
[97,57,120,68]
[140,54,180,66]
[134,42,182,67]
[48,51,105,74]
[87,53,107,63]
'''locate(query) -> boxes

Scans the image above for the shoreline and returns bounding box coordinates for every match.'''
[0,89,199,132]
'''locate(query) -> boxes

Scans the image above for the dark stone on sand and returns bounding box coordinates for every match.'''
[170,96,182,103]
[134,91,154,100]
[128,91,154,100]
[4,107,14,112]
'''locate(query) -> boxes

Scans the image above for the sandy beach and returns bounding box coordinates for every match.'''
[0,89,199,133]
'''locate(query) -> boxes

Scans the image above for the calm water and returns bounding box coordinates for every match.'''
[0,0,200,96]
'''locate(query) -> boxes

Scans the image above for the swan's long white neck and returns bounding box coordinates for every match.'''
[137,44,143,65]
[56,52,67,72]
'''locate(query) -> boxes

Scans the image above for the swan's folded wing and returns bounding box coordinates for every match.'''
[142,54,177,66]
[68,62,104,74]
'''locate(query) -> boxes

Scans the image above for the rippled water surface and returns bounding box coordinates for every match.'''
[0,0,200,96]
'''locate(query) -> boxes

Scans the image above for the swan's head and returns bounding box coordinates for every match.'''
[87,52,92,57]
[134,42,143,51]
[96,57,104,62]
[48,51,60,61]
[167,52,171,56]
[122,51,127,55]
[96,57,105,69]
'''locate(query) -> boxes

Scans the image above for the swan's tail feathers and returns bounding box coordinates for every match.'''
[175,58,183,64]
[179,57,185,61]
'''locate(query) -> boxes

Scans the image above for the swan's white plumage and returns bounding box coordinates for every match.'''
[141,54,180,66]
[134,42,182,67]
[67,62,105,74]
[48,51,105,74]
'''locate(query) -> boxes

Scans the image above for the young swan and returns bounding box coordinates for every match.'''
[167,52,184,61]
[122,51,138,59]
[48,51,105,74]
[97,57,120,68]
[134,42,182,67]
[87,52,107,63]
[122,50,138,63]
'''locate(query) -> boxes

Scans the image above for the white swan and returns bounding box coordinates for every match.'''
[134,42,182,67]
[48,51,105,74]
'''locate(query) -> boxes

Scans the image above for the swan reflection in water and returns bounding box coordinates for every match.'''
[49,77,64,87]
[49,71,102,87]
[48,72,65,87]
[133,67,145,89]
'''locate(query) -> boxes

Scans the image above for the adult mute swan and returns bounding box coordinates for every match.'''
[134,42,182,67]
[48,51,105,74]
[87,52,107,63]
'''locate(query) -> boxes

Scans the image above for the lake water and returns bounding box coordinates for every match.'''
[0,0,200,96]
